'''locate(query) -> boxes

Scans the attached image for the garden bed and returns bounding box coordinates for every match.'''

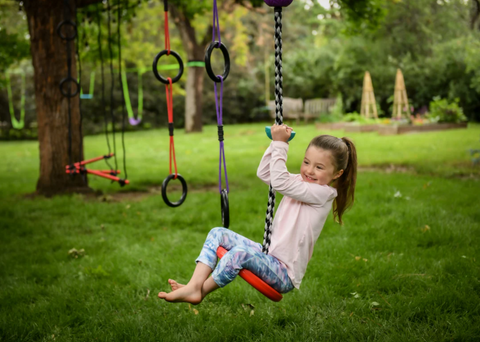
[377,122,468,135]
[315,122,353,130]
[343,123,380,133]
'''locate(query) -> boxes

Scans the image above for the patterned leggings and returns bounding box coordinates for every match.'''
[195,227,294,294]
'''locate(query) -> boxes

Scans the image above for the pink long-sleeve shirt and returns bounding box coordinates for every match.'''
[257,141,337,289]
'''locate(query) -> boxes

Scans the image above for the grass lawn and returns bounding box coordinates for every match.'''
[0,122,479,341]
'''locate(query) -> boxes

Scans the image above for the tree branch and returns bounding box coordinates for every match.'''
[169,3,203,60]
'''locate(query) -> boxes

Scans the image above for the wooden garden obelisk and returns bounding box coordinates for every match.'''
[360,71,378,119]
[392,69,410,120]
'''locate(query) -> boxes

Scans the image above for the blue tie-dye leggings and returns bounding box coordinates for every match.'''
[195,227,294,294]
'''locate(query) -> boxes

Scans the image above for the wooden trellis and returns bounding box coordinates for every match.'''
[392,69,410,120]
[360,71,378,119]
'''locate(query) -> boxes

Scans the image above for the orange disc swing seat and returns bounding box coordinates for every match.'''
[216,246,283,302]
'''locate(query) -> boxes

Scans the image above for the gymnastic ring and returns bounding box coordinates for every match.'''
[59,76,80,98]
[161,174,187,207]
[152,50,184,84]
[56,20,77,41]
[220,189,230,228]
[204,41,230,83]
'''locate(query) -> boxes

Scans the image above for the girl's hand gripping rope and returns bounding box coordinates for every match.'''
[271,124,293,143]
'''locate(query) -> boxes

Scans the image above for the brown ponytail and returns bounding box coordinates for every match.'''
[308,135,358,225]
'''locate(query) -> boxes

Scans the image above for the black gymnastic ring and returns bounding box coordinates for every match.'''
[204,41,230,83]
[152,50,184,84]
[56,20,78,41]
[59,76,80,98]
[220,189,230,228]
[161,174,188,207]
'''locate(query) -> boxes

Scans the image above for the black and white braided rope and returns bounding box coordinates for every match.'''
[262,7,283,254]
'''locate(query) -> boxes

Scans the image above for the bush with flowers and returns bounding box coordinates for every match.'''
[410,113,429,125]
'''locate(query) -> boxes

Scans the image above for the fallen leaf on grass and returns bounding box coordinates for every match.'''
[188,304,199,315]
[422,225,430,233]
[242,303,255,316]
[242,303,255,310]
[68,248,85,258]
[354,256,367,262]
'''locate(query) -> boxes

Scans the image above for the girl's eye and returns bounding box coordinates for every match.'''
[304,161,309,165]
[316,166,322,170]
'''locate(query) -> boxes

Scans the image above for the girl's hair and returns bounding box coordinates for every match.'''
[308,135,357,225]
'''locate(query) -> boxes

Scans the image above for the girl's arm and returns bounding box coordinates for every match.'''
[270,141,335,205]
[256,142,274,185]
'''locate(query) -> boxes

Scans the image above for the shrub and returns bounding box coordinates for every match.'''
[342,112,378,124]
[427,97,467,123]
[330,93,344,119]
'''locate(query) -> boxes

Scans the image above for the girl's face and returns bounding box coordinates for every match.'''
[300,146,343,186]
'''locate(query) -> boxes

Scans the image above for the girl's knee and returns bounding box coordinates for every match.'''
[208,227,227,237]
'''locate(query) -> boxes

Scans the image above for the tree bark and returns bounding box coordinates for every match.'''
[471,0,480,30]
[169,4,207,133]
[24,0,95,196]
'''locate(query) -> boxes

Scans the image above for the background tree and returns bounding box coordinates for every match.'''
[22,0,101,196]
[4,0,478,196]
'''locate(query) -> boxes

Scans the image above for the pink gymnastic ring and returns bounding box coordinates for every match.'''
[216,246,283,302]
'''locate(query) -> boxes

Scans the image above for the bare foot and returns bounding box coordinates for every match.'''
[158,284,203,305]
[168,279,185,291]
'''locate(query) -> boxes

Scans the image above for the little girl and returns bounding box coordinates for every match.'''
[158,124,357,304]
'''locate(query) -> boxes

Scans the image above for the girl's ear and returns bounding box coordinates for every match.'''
[333,169,344,180]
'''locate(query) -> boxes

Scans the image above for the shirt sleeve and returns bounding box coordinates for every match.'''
[269,141,335,205]
[256,142,275,185]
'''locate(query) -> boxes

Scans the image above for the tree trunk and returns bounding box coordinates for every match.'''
[169,4,208,133]
[185,65,205,133]
[24,0,91,196]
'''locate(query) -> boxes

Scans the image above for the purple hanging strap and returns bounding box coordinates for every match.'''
[212,0,221,47]
[215,75,229,194]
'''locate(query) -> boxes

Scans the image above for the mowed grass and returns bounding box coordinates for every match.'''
[0,123,479,341]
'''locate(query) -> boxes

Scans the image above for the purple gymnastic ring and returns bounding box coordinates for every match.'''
[264,0,293,7]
